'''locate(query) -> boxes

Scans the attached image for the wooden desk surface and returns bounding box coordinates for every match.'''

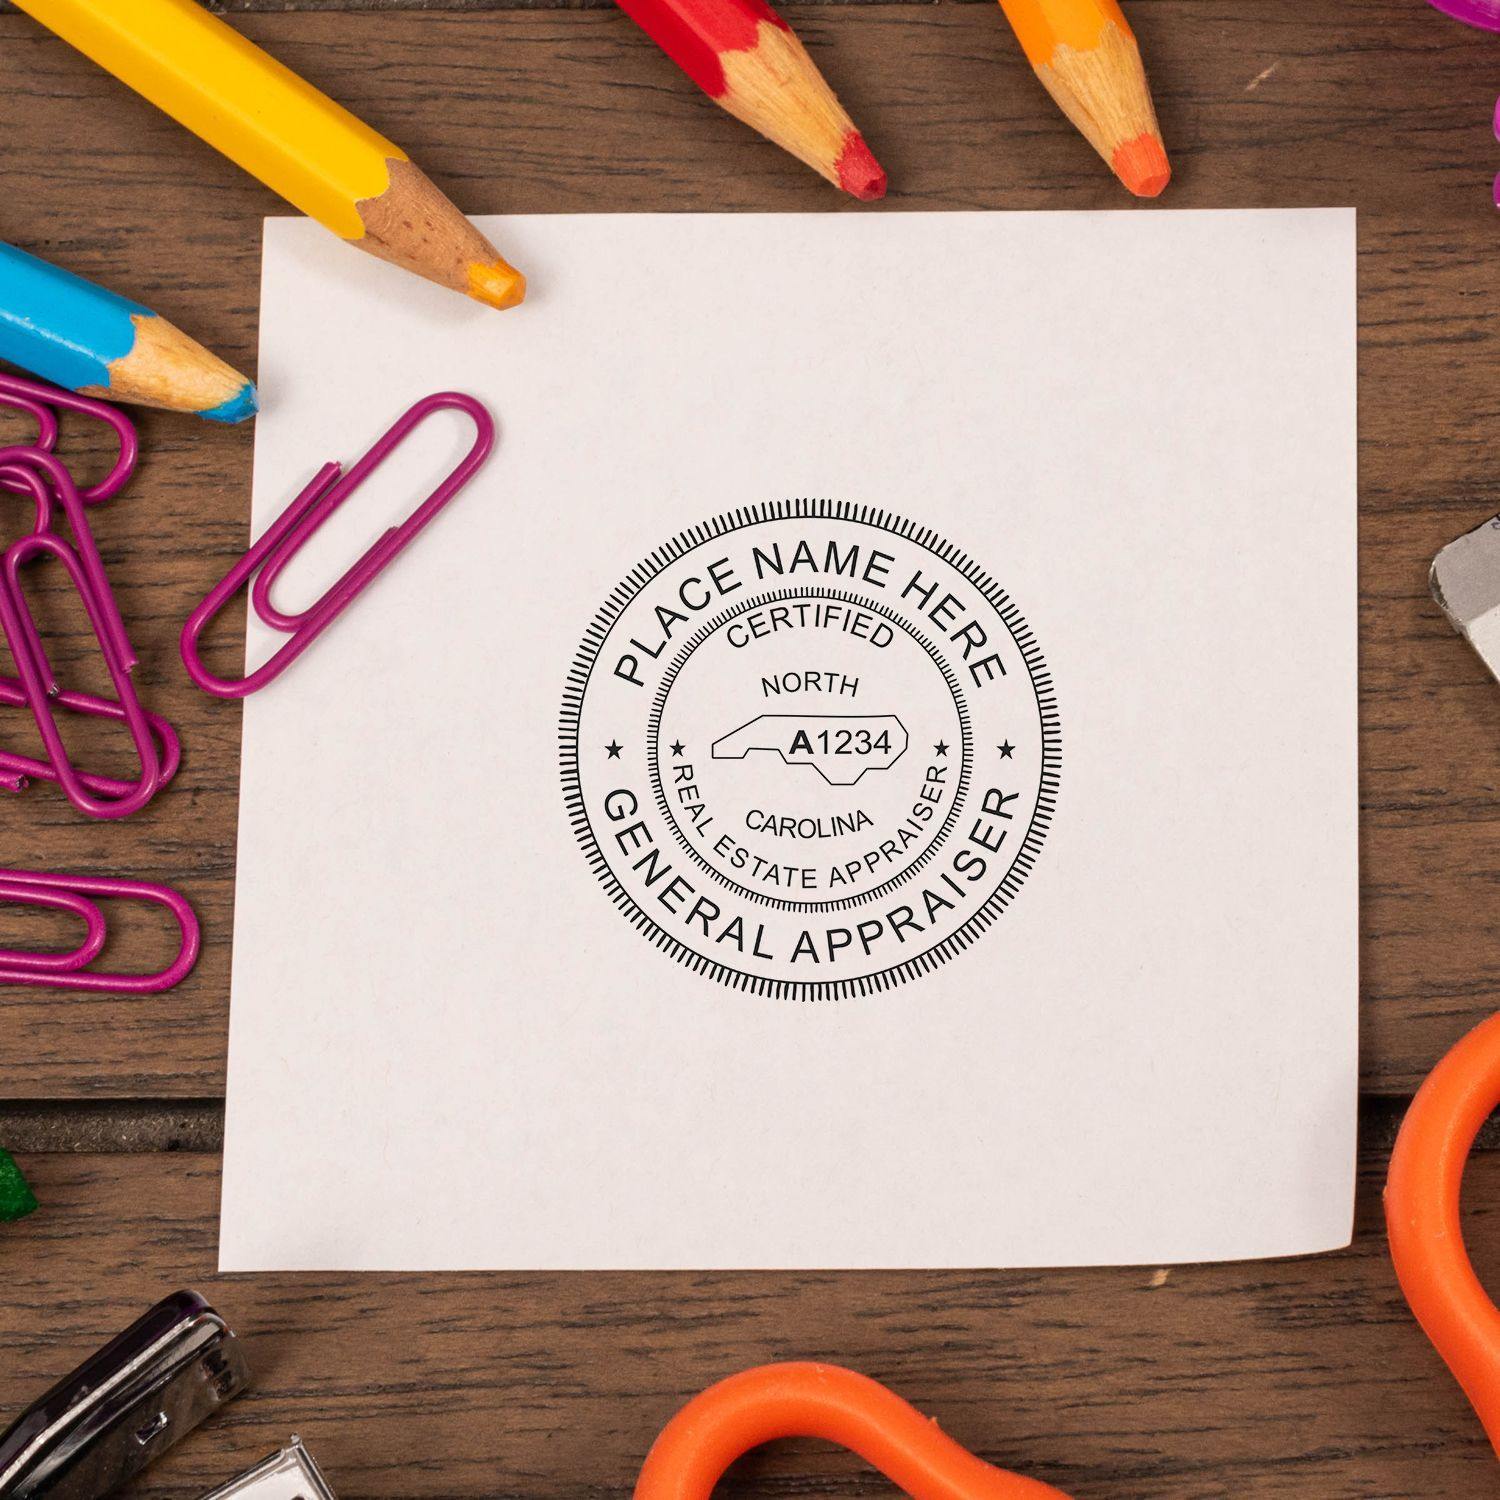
[2,1,1499,1494]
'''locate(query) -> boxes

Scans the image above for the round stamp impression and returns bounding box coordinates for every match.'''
[560,501,1059,1000]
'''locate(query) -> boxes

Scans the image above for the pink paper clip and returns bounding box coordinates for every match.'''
[1423,0,1500,31]
[0,387,58,455]
[0,676,180,799]
[0,372,138,505]
[0,868,200,993]
[0,451,164,819]
[181,391,494,699]
[0,452,57,543]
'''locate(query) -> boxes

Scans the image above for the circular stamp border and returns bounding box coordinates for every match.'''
[559,498,1062,1002]
[645,584,975,915]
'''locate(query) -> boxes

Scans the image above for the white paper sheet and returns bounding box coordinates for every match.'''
[220,209,1358,1271]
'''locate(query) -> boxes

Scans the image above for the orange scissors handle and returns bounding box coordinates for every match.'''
[1386,1009,1500,1456]
[633,1362,1073,1500]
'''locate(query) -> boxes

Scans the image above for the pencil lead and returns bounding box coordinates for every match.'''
[835,131,888,201]
[1112,132,1171,198]
[202,381,260,425]
[468,258,528,311]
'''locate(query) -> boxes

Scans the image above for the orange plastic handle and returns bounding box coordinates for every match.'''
[1386,1009,1500,1457]
[633,1362,1074,1499]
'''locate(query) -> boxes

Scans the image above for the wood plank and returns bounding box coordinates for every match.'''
[0,3,1497,1097]
[2,1146,1498,1497]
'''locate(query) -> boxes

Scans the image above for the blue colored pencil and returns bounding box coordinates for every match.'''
[0,241,257,423]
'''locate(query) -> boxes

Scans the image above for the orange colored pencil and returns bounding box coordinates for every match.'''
[996,0,1169,198]
[615,0,886,200]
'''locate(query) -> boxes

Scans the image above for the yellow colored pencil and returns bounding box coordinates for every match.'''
[12,0,526,310]
[996,0,1170,198]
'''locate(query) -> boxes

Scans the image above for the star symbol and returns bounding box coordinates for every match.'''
[605,741,623,759]
[998,741,1015,759]
[933,741,949,756]
[671,740,686,756]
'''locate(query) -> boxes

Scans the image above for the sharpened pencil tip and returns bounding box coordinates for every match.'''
[835,132,887,202]
[468,258,527,310]
[1111,133,1171,198]
[201,382,259,424]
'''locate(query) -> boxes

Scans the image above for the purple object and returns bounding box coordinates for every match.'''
[0,372,138,504]
[1423,2,1500,206]
[0,451,57,542]
[0,878,106,975]
[182,390,495,699]
[0,676,180,800]
[1426,0,1500,27]
[0,868,200,993]
[0,451,164,819]
[0,387,59,454]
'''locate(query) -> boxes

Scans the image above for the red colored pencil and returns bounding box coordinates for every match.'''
[615,0,887,200]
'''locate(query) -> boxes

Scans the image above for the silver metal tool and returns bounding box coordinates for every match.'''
[0,1290,249,1500]
[1432,513,1500,683]
[198,1440,338,1500]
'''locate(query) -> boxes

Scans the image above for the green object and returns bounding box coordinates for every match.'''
[0,1147,37,1222]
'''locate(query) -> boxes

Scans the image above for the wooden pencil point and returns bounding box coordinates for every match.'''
[997,0,1170,198]
[617,0,887,199]
[82,312,259,421]
[357,157,525,311]
[0,238,256,421]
